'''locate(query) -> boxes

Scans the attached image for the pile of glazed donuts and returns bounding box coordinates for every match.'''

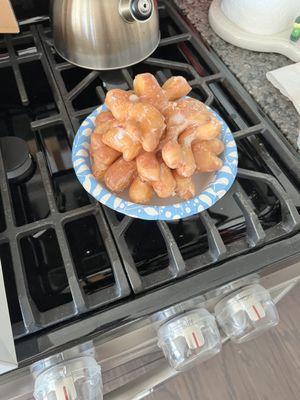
[90,73,224,204]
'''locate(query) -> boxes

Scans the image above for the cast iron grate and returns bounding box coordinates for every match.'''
[33,0,298,293]
[0,25,131,339]
[35,2,300,292]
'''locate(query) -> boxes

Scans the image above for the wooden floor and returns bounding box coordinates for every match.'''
[147,284,300,400]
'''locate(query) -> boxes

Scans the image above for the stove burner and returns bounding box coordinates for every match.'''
[0,137,34,184]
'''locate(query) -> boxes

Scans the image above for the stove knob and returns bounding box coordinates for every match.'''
[120,0,153,22]
[215,284,279,343]
[157,309,221,371]
[33,356,103,400]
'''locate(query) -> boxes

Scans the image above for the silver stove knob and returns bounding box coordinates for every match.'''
[157,309,222,371]
[215,284,279,343]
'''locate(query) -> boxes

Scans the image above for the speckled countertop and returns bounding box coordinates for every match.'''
[173,0,300,151]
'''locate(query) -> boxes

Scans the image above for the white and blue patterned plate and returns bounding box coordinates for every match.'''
[72,103,238,220]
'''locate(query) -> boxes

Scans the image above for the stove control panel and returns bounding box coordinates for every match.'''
[214,284,279,343]
[157,309,222,371]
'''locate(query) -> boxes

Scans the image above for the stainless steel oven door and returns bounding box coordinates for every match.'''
[0,258,299,400]
[104,259,300,400]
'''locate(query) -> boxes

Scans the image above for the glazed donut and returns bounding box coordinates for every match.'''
[105,89,139,121]
[175,144,196,178]
[104,158,137,193]
[90,121,120,180]
[93,111,116,136]
[195,138,224,155]
[136,152,160,182]
[192,141,223,172]
[101,120,142,161]
[161,140,182,169]
[89,73,226,205]
[161,98,213,172]
[179,115,221,144]
[128,102,166,152]
[173,172,196,200]
[133,73,169,113]
[162,76,192,101]
[129,176,154,204]
[152,162,176,198]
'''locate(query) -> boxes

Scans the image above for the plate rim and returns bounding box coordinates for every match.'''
[72,101,238,221]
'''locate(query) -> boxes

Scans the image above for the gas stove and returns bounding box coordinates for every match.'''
[0,0,300,388]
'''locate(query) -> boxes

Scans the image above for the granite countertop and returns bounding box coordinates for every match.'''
[173,0,300,151]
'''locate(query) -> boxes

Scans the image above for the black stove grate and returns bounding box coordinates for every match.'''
[0,27,131,339]
[0,0,299,346]
[105,166,300,292]
[102,1,300,292]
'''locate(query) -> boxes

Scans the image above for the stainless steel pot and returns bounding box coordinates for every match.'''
[51,0,160,70]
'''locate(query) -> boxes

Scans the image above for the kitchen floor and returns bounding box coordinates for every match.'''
[147,283,300,400]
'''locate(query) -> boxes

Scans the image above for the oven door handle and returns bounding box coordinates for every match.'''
[104,279,299,400]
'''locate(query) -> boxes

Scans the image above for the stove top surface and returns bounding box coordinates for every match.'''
[0,0,299,364]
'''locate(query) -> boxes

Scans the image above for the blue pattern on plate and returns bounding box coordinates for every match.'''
[72,103,238,220]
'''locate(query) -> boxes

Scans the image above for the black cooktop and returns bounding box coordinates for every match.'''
[0,0,299,364]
